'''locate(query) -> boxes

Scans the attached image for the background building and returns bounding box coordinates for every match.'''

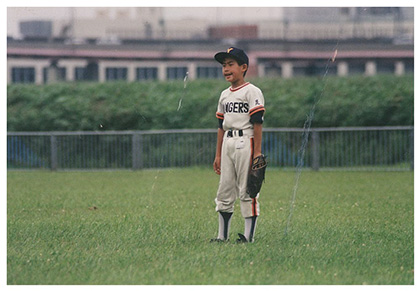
[7,7,414,84]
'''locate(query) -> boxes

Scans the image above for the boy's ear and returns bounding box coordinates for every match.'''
[241,63,248,73]
[241,64,248,76]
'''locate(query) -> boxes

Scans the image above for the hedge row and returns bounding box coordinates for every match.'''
[7,75,414,131]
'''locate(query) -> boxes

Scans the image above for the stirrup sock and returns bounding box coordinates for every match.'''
[244,216,258,242]
[218,212,233,240]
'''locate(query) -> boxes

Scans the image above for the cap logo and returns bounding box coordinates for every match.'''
[227,47,234,53]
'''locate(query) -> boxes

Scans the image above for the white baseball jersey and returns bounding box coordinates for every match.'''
[216,82,265,131]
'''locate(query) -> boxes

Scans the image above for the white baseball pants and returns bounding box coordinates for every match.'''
[215,130,259,218]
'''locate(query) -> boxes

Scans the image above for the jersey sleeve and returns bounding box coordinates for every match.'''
[216,96,224,129]
[248,87,265,123]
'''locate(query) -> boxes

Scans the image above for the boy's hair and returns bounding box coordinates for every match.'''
[214,47,249,77]
[235,59,248,77]
[237,60,248,77]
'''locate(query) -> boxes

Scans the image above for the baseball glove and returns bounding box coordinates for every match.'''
[247,154,267,198]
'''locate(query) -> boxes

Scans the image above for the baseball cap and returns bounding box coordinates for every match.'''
[214,47,249,66]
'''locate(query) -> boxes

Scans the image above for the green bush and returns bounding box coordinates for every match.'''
[7,75,414,131]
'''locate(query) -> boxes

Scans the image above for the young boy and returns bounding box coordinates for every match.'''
[211,47,265,243]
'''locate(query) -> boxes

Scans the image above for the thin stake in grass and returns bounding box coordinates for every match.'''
[151,154,165,194]
[177,71,189,111]
[284,43,339,236]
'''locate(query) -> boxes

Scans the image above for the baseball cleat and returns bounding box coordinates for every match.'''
[236,233,249,243]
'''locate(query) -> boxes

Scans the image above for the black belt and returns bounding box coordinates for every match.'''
[227,129,243,137]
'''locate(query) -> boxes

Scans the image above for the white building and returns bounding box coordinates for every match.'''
[7,7,414,84]
[8,7,414,41]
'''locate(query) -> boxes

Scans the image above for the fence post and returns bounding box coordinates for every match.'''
[132,132,143,170]
[50,134,58,171]
[311,130,320,171]
[410,128,414,171]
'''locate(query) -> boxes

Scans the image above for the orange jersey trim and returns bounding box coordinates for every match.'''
[230,82,250,92]
[252,198,258,216]
[249,105,265,116]
[250,137,258,216]
[216,112,224,120]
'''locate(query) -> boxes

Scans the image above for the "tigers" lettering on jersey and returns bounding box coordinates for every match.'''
[224,102,249,114]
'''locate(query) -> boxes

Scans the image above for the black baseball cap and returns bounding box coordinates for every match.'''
[214,47,249,66]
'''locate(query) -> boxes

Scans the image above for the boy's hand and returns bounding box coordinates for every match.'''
[213,156,221,175]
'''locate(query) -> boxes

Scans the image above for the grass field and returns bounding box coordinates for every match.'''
[7,168,414,285]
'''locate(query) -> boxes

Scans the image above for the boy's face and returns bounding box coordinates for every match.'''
[222,57,248,85]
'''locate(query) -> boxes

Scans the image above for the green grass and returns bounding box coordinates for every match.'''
[7,168,414,285]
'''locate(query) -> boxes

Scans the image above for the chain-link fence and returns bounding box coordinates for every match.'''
[7,127,414,171]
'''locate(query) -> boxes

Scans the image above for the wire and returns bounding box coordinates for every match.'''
[284,41,340,236]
